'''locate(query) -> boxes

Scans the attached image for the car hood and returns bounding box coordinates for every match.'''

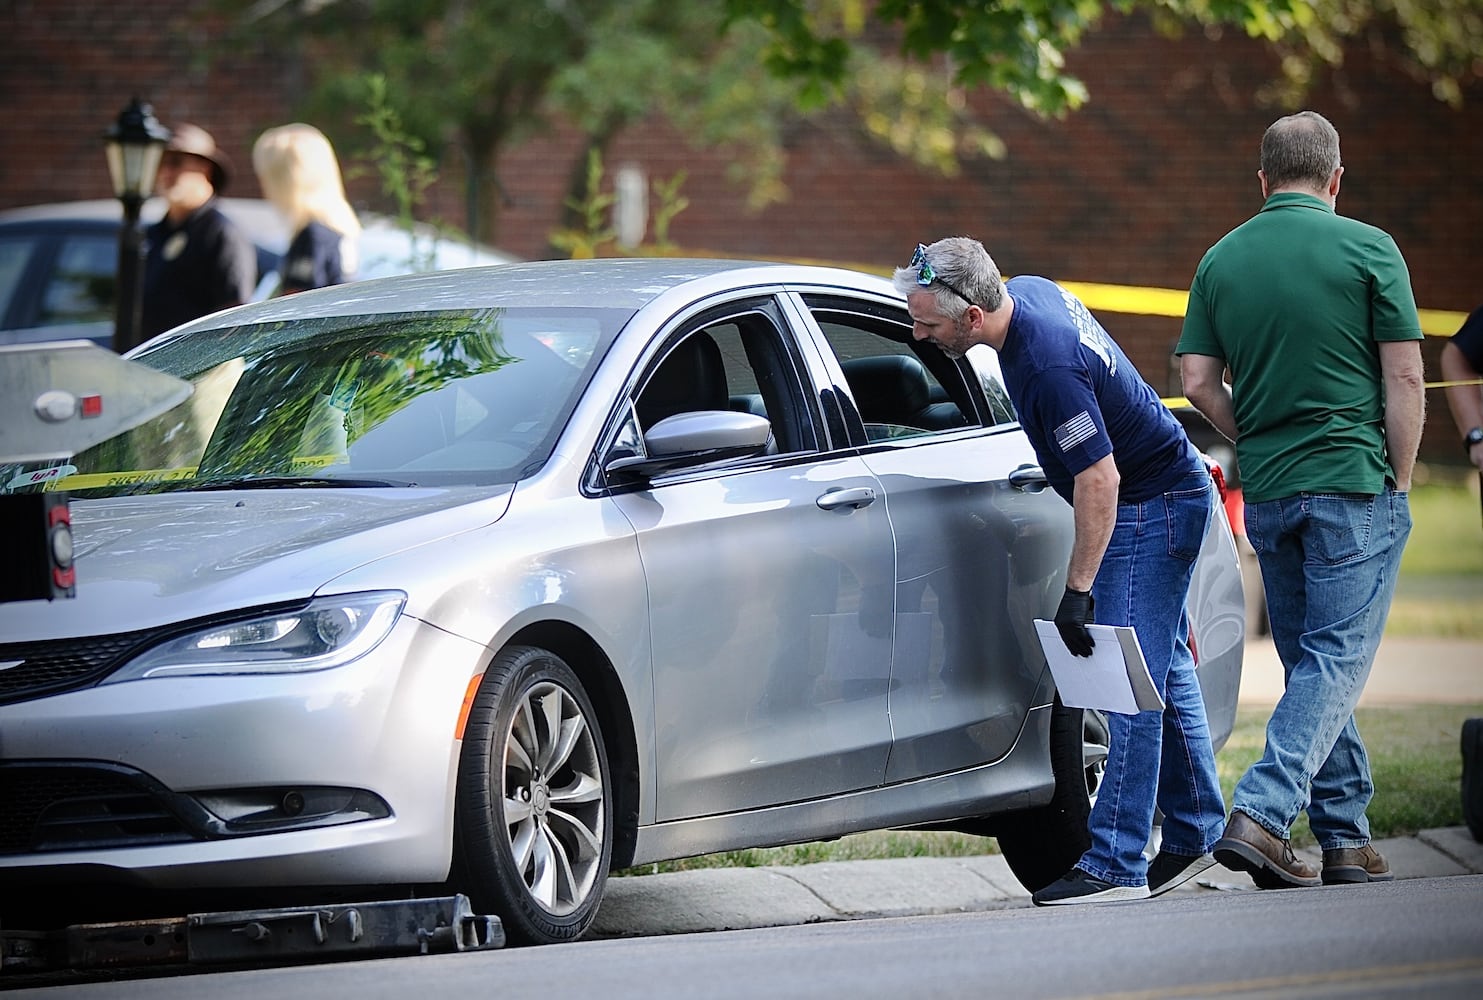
[0,487,513,641]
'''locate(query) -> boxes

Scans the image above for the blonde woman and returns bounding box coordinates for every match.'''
[252,123,361,294]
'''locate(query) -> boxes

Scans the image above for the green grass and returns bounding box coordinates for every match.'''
[1216,703,1481,848]
[619,830,992,877]
[1388,474,1483,639]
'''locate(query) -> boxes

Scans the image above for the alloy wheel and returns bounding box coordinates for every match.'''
[500,679,606,916]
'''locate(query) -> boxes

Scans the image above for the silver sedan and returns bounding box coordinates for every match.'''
[0,259,1244,944]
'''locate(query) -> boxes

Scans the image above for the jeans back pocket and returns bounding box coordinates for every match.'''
[1306,493,1376,565]
[1163,482,1213,562]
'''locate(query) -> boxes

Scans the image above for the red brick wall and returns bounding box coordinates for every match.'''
[5,3,1479,458]
[0,0,300,205]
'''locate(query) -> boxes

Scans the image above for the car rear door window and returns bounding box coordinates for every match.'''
[797,295,1009,442]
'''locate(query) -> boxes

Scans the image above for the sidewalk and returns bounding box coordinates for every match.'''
[590,827,1483,938]
[590,633,1483,940]
[1239,632,1483,707]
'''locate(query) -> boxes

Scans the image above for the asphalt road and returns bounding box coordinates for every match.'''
[8,876,1481,999]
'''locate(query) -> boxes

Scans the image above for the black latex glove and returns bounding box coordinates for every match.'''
[1054,587,1096,657]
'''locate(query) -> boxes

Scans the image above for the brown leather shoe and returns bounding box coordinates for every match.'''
[1213,811,1321,889]
[1322,844,1394,884]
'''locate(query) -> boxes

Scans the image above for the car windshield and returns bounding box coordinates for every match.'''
[2,306,629,497]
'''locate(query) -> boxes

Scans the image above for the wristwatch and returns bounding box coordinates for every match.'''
[1466,427,1483,454]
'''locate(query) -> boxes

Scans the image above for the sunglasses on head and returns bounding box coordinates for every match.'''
[910,244,972,305]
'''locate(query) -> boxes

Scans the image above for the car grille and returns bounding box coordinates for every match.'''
[0,629,163,706]
[0,763,198,855]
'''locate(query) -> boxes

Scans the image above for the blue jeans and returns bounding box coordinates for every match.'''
[1077,471,1227,886]
[1235,487,1411,849]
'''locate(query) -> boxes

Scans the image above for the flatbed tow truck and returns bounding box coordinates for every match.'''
[1,894,504,976]
[2,344,506,978]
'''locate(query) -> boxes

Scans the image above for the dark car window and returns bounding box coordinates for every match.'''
[0,236,34,323]
[800,297,997,441]
[39,234,116,326]
[635,306,819,458]
[964,345,1017,425]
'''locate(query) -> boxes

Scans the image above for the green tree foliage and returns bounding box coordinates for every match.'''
[1264,0,1483,108]
[352,73,439,272]
[543,4,793,217]
[231,0,615,243]
[725,0,1482,113]
[650,171,691,250]
[194,314,517,480]
[227,0,1006,244]
[548,7,1005,210]
[548,150,618,259]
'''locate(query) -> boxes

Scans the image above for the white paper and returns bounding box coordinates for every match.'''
[1033,620,1165,714]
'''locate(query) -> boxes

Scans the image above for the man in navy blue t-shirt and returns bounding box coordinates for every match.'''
[1442,305,1483,474]
[893,237,1225,905]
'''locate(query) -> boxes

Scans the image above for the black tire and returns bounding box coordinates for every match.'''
[996,700,1108,893]
[454,645,613,945]
[1463,717,1483,843]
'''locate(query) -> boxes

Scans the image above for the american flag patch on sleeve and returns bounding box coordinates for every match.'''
[1054,411,1097,453]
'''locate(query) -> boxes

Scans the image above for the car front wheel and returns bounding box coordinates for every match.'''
[454,645,612,945]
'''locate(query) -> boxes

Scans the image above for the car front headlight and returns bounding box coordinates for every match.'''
[103,591,406,682]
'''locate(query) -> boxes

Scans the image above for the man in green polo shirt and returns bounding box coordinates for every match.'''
[1176,110,1425,892]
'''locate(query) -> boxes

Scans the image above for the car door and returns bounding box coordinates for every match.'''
[604,296,897,822]
[790,291,1074,784]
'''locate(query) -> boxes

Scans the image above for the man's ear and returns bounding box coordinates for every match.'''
[1258,169,1269,198]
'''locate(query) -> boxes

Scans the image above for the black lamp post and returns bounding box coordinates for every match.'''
[104,98,170,354]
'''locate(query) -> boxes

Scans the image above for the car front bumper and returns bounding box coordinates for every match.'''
[0,616,487,889]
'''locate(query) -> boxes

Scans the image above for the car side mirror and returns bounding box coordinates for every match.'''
[605,410,772,480]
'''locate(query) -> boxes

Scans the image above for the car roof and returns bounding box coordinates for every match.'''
[144,257,900,342]
[0,198,518,267]
[0,199,130,224]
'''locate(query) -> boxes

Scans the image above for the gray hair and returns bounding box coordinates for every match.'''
[1260,111,1341,191]
[891,236,1005,317]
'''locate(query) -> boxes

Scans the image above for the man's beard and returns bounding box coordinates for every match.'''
[936,313,971,358]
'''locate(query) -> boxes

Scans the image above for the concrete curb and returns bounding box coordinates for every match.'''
[589,827,1483,939]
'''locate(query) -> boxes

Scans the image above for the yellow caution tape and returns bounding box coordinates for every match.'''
[1057,281,1191,320]
[39,455,342,492]
[45,467,199,491]
[687,249,1470,338]
[1061,282,1466,338]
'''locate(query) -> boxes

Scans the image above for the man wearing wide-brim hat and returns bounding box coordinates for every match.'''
[140,122,256,344]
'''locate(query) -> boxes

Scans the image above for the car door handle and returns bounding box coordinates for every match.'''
[1008,465,1050,493]
[816,486,877,511]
